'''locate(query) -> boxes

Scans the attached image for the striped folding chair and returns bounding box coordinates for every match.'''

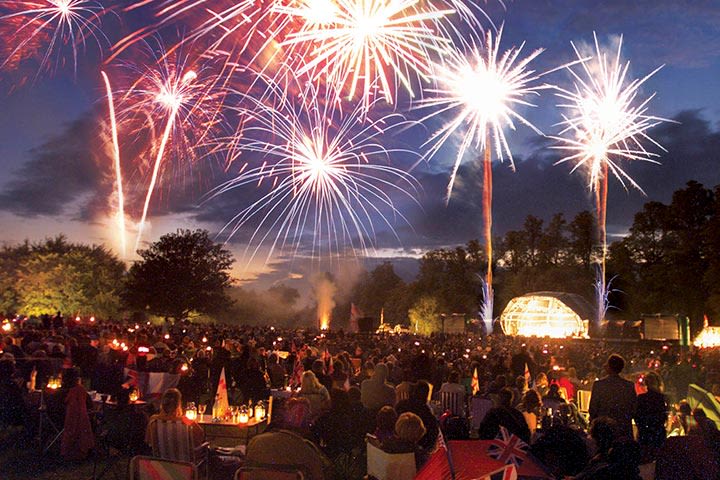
[576,389,592,416]
[129,456,196,480]
[440,391,466,417]
[149,420,209,479]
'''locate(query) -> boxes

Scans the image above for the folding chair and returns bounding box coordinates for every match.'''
[234,465,305,480]
[440,391,466,417]
[366,435,416,480]
[576,390,591,417]
[129,456,197,480]
[469,396,494,432]
[149,420,210,479]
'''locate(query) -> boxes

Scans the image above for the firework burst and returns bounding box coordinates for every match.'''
[419,27,547,324]
[111,42,227,251]
[208,74,420,264]
[277,0,453,110]
[551,33,668,326]
[0,0,108,75]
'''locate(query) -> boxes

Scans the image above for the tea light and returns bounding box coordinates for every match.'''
[238,405,249,424]
[129,388,139,402]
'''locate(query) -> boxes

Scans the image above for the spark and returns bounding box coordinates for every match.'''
[0,0,108,76]
[101,70,127,258]
[277,0,453,110]
[551,33,668,326]
[208,73,420,264]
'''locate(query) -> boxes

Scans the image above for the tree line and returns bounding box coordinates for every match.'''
[1,181,719,333]
[347,181,720,333]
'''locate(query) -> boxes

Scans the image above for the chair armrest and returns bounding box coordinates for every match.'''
[194,442,211,461]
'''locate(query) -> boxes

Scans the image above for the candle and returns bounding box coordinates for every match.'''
[254,401,266,421]
[129,388,139,402]
[185,402,197,420]
[238,405,249,424]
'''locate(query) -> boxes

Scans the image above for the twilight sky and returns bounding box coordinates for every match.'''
[0,0,719,289]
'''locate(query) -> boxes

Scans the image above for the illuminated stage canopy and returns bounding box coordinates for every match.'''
[694,326,720,348]
[500,292,591,338]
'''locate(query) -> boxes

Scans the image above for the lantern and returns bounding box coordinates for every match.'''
[185,402,197,421]
[254,401,266,421]
[238,405,249,424]
[129,388,139,402]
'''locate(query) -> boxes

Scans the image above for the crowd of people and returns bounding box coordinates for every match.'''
[1,313,719,479]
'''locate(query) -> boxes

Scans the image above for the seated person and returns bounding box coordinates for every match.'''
[478,387,531,443]
[381,412,430,470]
[145,388,204,449]
[395,381,439,451]
[0,359,27,428]
[246,396,332,480]
[102,387,149,455]
[374,406,398,443]
[58,367,95,460]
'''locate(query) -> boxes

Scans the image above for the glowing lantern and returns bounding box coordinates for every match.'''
[254,401,266,421]
[238,405,249,424]
[185,402,197,420]
[90,316,95,322]
[129,388,139,402]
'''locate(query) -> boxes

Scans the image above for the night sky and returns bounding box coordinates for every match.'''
[0,0,719,288]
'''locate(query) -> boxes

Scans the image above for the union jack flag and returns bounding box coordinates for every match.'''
[487,427,528,468]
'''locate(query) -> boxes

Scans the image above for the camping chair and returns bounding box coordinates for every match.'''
[576,390,591,417]
[366,434,416,480]
[234,465,305,480]
[129,456,197,480]
[440,391,466,417]
[149,419,210,479]
[469,396,494,432]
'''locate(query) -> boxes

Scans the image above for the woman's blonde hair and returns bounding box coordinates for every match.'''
[160,388,183,418]
[301,370,323,393]
[395,412,426,444]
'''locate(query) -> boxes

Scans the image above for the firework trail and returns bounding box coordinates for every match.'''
[112,42,226,251]
[277,0,453,111]
[208,72,420,264]
[101,70,127,257]
[418,27,548,325]
[0,0,109,76]
[552,33,668,327]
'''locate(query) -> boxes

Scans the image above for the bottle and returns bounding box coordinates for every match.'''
[212,394,220,420]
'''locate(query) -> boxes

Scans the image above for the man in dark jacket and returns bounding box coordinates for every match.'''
[589,354,637,438]
[478,387,531,443]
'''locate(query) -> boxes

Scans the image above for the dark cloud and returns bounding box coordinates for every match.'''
[0,110,113,219]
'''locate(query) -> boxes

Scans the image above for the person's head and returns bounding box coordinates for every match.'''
[606,354,625,375]
[301,370,322,393]
[116,386,131,407]
[536,372,548,386]
[348,386,361,404]
[395,412,426,444]
[61,367,80,389]
[312,359,325,375]
[374,363,389,381]
[522,389,541,411]
[608,438,641,473]
[547,383,561,399]
[448,370,460,384]
[160,388,183,418]
[329,387,350,413]
[498,387,515,408]
[678,400,692,416]
[644,371,663,393]
[376,406,398,434]
[412,380,431,403]
[515,375,526,391]
[590,416,618,455]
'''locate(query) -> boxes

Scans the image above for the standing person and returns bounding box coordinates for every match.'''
[360,363,395,412]
[589,354,637,438]
[635,372,668,453]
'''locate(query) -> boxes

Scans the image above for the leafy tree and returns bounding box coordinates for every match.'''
[568,211,596,269]
[0,236,124,317]
[408,296,441,335]
[123,229,234,321]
